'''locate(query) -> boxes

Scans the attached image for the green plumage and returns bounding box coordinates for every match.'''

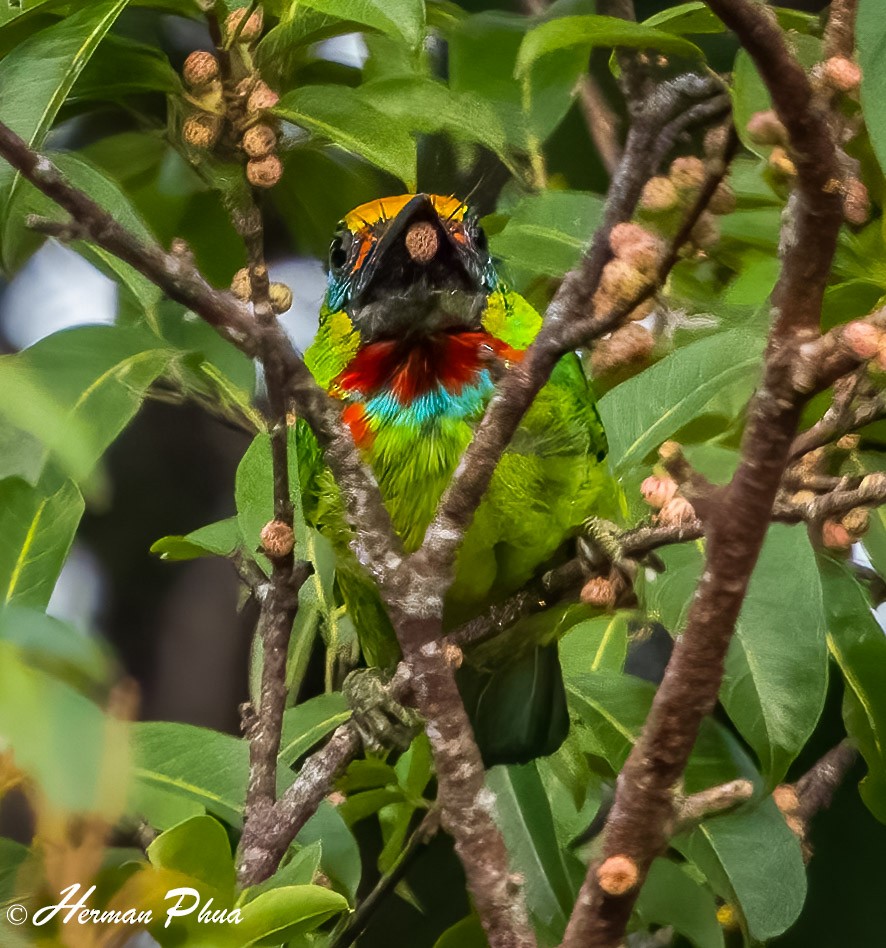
[298,194,621,763]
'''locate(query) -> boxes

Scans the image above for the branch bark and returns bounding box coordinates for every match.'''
[560,1,847,942]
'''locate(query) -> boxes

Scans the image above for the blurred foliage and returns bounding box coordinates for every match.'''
[0,0,886,946]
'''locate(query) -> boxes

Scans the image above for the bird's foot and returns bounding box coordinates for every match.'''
[578,518,651,609]
[342,667,422,754]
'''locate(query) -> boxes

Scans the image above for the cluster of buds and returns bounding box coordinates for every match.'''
[590,222,665,379]
[181,50,224,150]
[179,6,283,190]
[640,471,697,526]
[640,152,734,249]
[230,267,293,314]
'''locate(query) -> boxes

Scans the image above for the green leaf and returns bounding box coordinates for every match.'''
[278,693,351,767]
[296,0,425,48]
[488,190,605,283]
[129,781,205,831]
[0,837,30,903]
[857,0,886,179]
[0,640,121,812]
[820,557,886,822]
[448,11,587,150]
[645,526,829,784]
[0,0,130,253]
[234,884,349,946]
[732,33,822,159]
[338,787,406,825]
[131,721,249,826]
[641,2,724,35]
[635,858,724,948]
[358,76,511,169]
[566,671,757,790]
[598,328,765,470]
[559,614,629,679]
[148,814,236,900]
[295,800,361,902]
[0,325,172,481]
[516,14,704,78]
[275,85,417,188]
[151,517,242,562]
[722,525,828,784]
[486,762,578,943]
[433,915,488,948]
[0,477,83,609]
[70,33,181,101]
[243,842,323,902]
[0,604,110,687]
[675,799,807,941]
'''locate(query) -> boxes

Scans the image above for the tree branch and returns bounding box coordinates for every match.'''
[560,1,847,942]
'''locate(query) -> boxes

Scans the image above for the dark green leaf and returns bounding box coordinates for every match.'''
[486,762,577,943]
[295,800,361,901]
[858,0,886,179]
[70,33,180,101]
[635,858,724,948]
[641,2,724,35]
[675,799,807,941]
[820,557,886,822]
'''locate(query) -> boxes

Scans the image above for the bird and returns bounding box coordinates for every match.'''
[299,192,621,764]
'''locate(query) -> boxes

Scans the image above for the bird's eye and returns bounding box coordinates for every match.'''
[329,232,350,270]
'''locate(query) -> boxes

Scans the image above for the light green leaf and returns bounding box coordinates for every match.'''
[636,858,724,948]
[131,721,249,826]
[0,477,83,609]
[516,14,704,78]
[151,517,242,562]
[275,85,417,188]
[129,781,205,831]
[820,557,886,822]
[148,814,236,900]
[676,799,807,941]
[486,761,578,944]
[0,325,172,481]
[566,671,758,790]
[0,837,30,903]
[234,884,349,946]
[296,0,425,48]
[598,328,765,470]
[559,614,629,678]
[0,0,130,257]
[0,640,122,812]
[0,604,110,686]
[243,842,323,903]
[278,694,350,767]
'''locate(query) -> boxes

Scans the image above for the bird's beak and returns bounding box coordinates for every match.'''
[349,193,482,309]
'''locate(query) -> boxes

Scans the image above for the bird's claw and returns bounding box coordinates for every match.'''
[343,668,422,754]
